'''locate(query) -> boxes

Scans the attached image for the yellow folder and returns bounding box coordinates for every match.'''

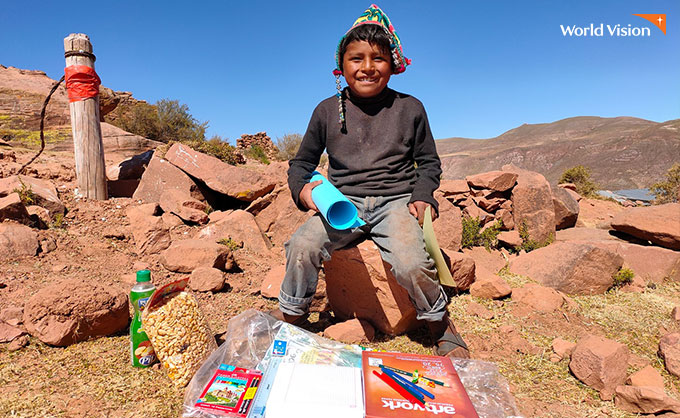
[422,206,456,287]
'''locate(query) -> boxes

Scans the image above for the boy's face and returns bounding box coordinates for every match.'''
[342,40,392,98]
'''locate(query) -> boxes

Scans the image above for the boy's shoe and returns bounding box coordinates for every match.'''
[267,308,309,326]
[428,317,470,359]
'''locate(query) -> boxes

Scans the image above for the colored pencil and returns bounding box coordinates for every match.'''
[238,376,260,414]
[380,364,449,387]
[373,370,425,406]
[382,368,435,400]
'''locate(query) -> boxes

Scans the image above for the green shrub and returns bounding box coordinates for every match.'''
[275,133,303,160]
[245,144,270,165]
[461,217,502,250]
[12,179,36,205]
[217,238,242,251]
[612,267,635,288]
[50,213,65,229]
[650,163,680,204]
[515,221,553,253]
[559,165,598,198]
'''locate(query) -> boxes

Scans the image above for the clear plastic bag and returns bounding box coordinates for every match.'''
[182,309,523,418]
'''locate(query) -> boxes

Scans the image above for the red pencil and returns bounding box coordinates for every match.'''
[372,370,426,407]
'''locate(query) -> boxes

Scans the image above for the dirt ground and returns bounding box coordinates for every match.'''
[2,147,680,418]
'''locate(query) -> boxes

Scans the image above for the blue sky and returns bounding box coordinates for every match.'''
[2,1,678,143]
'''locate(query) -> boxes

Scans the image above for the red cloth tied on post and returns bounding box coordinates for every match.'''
[64,65,101,103]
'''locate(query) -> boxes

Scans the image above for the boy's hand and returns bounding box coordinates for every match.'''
[408,201,437,226]
[299,180,323,212]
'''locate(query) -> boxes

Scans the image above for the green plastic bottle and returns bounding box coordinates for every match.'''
[130,270,157,367]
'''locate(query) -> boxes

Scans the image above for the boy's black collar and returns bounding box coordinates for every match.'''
[346,87,394,105]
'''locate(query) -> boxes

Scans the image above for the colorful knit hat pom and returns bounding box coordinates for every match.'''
[334,4,411,76]
[332,4,410,131]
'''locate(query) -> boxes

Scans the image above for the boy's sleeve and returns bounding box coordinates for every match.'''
[288,104,327,211]
[409,102,442,215]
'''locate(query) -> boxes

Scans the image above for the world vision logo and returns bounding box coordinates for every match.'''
[560,14,666,37]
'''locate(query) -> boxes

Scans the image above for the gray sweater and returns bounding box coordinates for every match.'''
[288,87,442,214]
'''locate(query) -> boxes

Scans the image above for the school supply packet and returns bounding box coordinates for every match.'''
[362,351,479,418]
[193,364,262,417]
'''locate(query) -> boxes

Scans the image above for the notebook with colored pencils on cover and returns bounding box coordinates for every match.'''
[362,351,479,418]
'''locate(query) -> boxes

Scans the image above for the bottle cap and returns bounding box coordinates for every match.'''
[136,270,151,282]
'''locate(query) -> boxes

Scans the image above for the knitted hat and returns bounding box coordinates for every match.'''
[333,4,411,131]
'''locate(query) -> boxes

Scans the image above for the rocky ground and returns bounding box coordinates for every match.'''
[1,132,680,418]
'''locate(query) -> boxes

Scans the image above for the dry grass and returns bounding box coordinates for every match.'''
[2,269,680,417]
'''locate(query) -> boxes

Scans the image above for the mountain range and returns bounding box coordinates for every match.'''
[436,116,679,190]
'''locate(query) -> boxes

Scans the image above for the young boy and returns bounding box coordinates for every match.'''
[271,4,469,358]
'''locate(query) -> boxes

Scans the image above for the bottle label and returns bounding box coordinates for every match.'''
[134,340,157,366]
[137,296,150,310]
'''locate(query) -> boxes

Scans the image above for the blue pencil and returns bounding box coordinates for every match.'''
[382,367,435,400]
[381,369,425,403]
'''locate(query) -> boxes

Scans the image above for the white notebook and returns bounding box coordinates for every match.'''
[264,363,364,418]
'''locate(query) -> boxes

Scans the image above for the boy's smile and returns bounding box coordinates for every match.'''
[342,40,393,98]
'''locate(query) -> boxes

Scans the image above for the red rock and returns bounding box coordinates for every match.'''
[0,307,23,327]
[569,334,630,400]
[627,365,665,389]
[659,333,680,377]
[160,239,234,273]
[132,155,205,203]
[0,175,64,216]
[502,165,555,243]
[255,187,313,247]
[125,204,171,254]
[469,266,511,299]
[611,203,680,250]
[620,275,646,293]
[0,223,39,259]
[474,192,506,212]
[552,338,576,359]
[0,192,31,224]
[208,210,233,223]
[245,192,278,217]
[165,143,275,202]
[0,321,25,343]
[672,306,680,324]
[159,189,208,224]
[615,386,680,414]
[509,242,623,295]
[7,334,29,351]
[466,171,518,192]
[511,283,564,313]
[576,198,624,229]
[161,212,184,229]
[462,204,493,225]
[496,208,514,230]
[324,240,420,336]
[552,187,579,230]
[106,149,153,181]
[323,319,375,344]
[23,279,129,346]
[444,251,475,291]
[26,205,50,226]
[438,179,470,196]
[584,241,680,284]
[559,183,577,191]
[466,301,494,319]
[497,230,522,249]
[555,227,619,242]
[434,192,463,252]
[189,267,226,292]
[198,210,272,256]
[463,247,507,273]
[260,264,285,299]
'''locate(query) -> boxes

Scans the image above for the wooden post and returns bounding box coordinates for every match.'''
[63,33,107,200]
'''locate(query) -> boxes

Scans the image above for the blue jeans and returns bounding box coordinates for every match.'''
[279,194,448,322]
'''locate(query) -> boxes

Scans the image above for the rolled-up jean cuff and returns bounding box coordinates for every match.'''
[415,290,448,322]
[278,289,313,316]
